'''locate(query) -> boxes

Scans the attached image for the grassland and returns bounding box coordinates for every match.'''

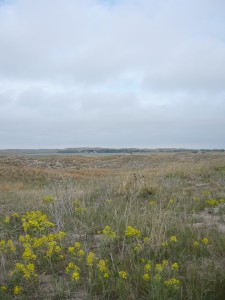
[1,152,225,299]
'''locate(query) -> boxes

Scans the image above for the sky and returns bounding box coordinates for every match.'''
[0,0,225,149]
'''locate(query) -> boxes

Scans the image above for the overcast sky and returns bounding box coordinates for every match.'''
[0,0,225,149]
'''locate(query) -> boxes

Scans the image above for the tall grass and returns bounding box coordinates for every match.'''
[1,153,225,299]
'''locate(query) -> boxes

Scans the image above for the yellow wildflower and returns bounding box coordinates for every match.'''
[78,249,85,257]
[162,260,168,266]
[162,241,168,247]
[54,245,61,253]
[22,247,36,260]
[3,216,10,224]
[97,259,109,278]
[0,285,7,292]
[193,241,199,247]
[74,242,81,249]
[119,271,127,279]
[172,263,179,271]
[164,278,180,287]
[13,286,23,295]
[87,251,95,266]
[143,273,150,281]
[202,237,209,245]
[169,198,174,205]
[68,246,75,253]
[13,263,37,281]
[155,264,163,272]
[170,236,177,243]
[11,213,19,218]
[125,225,141,238]
[144,263,151,272]
[102,226,118,239]
[72,271,80,281]
[21,210,55,233]
[56,231,66,239]
[206,199,219,207]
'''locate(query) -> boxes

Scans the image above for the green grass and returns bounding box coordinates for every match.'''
[1,153,225,299]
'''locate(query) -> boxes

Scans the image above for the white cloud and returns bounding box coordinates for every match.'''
[0,0,225,148]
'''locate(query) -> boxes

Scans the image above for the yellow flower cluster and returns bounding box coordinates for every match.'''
[164,278,180,287]
[162,260,168,266]
[125,226,141,238]
[13,286,23,295]
[68,242,85,258]
[206,199,219,207]
[86,251,95,267]
[3,216,10,224]
[22,246,36,260]
[169,198,174,205]
[97,259,109,278]
[142,259,180,285]
[172,263,179,271]
[144,263,151,272]
[66,262,80,281]
[170,236,177,243]
[193,241,199,247]
[143,273,150,281]
[11,263,38,281]
[118,271,127,279]
[3,212,20,224]
[143,261,152,281]
[19,231,66,260]
[102,226,118,239]
[21,210,55,233]
[0,285,7,292]
[20,232,65,245]
[46,240,62,258]
[162,235,177,247]
[155,264,163,272]
[193,237,209,247]
[0,239,16,253]
[205,198,225,207]
[202,237,209,245]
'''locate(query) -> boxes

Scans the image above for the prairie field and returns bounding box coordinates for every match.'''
[1,152,225,299]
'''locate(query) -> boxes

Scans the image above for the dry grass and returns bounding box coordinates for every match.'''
[1,152,225,299]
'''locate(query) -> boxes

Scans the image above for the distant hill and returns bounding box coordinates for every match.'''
[0,147,224,156]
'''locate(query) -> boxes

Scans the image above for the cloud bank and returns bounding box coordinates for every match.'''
[0,0,225,148]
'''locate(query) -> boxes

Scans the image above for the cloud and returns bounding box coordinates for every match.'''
[0,0,225,148]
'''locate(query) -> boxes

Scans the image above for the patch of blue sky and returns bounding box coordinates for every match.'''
[97,0,120,7]
[0,0,13,6]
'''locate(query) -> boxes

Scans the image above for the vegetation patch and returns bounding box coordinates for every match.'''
[1,152,225,299]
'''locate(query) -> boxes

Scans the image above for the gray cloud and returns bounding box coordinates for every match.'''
[0,0,225,148]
